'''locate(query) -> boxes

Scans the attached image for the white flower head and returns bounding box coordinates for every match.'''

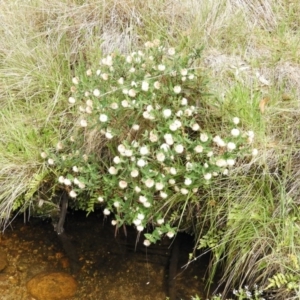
[217,139,226,147]
[170,167,177,175]
[169,123,178,131]
[167,231,175,238]
[131,169,139,177]
[85,106,93,114]
[216,159,227,167]
[41,152,47,159]
[140,146,149,155]
[77,182,85,189]
[111,220,117,226]
[143,239,151,247]
[192,123,200,131]
[133,218,141,226]
[158,64,166,71]
[58,176,65,183]
[117,144,126,154]
[154,81,161,89]
[144,202,151,208]
[101,73,108,80]
[109,166,118,175]
[156,152,165,162]
[174,144,184,154]
[159,144,169,152]
[155,182,164,191]
[93,89,100,97]
[139,195,147,203]
[72,77,79,85]
[119,180,128,189]
[137,213,145,220]
[143,111,151,119]
[231,128,240,137]
[160,191,168,199]
[168,179,175,185]
[132,124,140,131]
[163,109,172,118]
[207,151,213,158]
[56,142,63,151]
[109,103,118,110]
[194,145,203,153]
[142,81,149,91]
[128,89,136,97]
[135,186,141,193]
[168,48,175,55]
[68,97,76,104]
[233,117,240,125]
[80,119,87,127]
[173,86,181,94]
[72,166,79,173]
[121,100,129,108]
[126,55,132,63]
[149,131,158,142]
[113,201,120,208]
[181,69,188,76]
[226,159,235,167]
[137,158,146,167]
[103,208,111,215]
[248,131,255,138]
[184,178,192,186]
[118,77,124,84]
[137,225,144,232]
[69,190,77,198]
[181,188,189,195]
[145,178,154,188]
[204,173,212,180]
[227,142,236,151]
[200,133,209,142]
[47,158,54,165]
[99,114,108,122]
[164,133,174,145]
[146,105,153,112]
[157,218,164,225]
[105,131,113,139]
[186,162,193,171]
[252,148,258,156]
[98,196,104,202]
[181,98,188,105]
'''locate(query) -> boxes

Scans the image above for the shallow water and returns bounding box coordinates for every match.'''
[0,211,212,300]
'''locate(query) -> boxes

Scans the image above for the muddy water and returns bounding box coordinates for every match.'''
[0,211,211,300]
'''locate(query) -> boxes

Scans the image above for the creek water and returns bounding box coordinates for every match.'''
[0,211,213,300]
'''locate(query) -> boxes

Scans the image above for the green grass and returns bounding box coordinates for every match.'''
[1,0,300,299]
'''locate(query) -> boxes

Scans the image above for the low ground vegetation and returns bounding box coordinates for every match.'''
[1,0,300,299]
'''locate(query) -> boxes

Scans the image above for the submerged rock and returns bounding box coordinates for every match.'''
[26,272,78,300]
[0,249,8,271]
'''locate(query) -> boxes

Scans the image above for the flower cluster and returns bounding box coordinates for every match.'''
[42,40,258,246]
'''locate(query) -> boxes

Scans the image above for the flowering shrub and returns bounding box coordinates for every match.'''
[41,40,257,245]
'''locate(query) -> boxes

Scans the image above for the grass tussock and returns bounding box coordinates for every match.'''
[1,0,300,299]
